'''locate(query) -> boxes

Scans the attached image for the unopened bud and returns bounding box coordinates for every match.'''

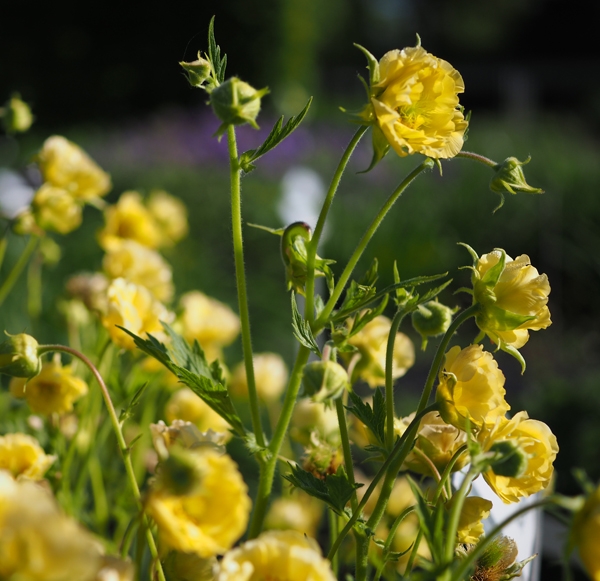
[411,301,454,350]
[179,54,212,89]
[302,360,349,404]
[488,439,528,478]
[1,94,33,134]
[490,157,543,211]
[0,333,41,378]
[210,77,268,132]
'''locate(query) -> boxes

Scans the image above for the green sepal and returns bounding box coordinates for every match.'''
[207,16,227,85]
[479,248,506,288]
[359,125,390,174]
[498,342,527,374]
[353,43,380,86]
[119,324,246,437]
[477,305,535,332]
[457,242,480,265]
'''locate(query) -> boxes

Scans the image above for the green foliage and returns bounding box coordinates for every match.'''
[347,389,386,448]
[290,292,321,356]
[207,16,227,86]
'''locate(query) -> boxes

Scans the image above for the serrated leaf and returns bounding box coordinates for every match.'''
[239,97,312,173]
[347,389,386,446]
[207,16,227,84]
[291,292,321,356]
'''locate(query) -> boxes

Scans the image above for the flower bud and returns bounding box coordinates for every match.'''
[155,446,205,496]
[0,333,41,378]
[302,360,349,404]
[1,94,33,134]
[488,439,528,478]
[411,301,454,350]
[302,433,343,479]
[179,53,212,89]
[210,77,268,132]
[490,157,543,196]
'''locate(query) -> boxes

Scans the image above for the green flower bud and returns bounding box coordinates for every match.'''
[489,156,543,211]
[411,301,454,350]
[302,360,349,404]
[210,77,268,133]
[1,94,33,134]
[0,333,42,378]
[488,439,528,478]
[155,446,205,496]
[179,53,212,89]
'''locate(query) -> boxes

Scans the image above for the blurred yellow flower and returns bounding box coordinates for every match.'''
[0,471,103,580]
[472,249,551,350]
[478,411,558,504]
[571,484,600,581]
[290,398,340,446]
[165,388,232,441]
[145,448,251,558]
[102,239,174,303]
[177,291,240,362]
[436,345,509,431]
[10,357,88,415]
[0,433,55,480]
[32,183,83,234]
[230,353,288,402]
[94,556,135,581]
[394,411,468,476]
[147,190,189,247]
[347,315,415,388]
[102,278,173,350]
[37,135,111,202]
[98,190,163,250]
[369,44,467,159]
[164,552,217,581]
[217,530,336,581]
[454,496,492,544]
[264,492,323,538]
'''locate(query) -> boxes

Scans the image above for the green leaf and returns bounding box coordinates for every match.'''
[353,43,380,85]
[118,382,149,423]
[291,292,321,356]
[239,97,312,173]
[119,324,246,437]
[283,464,362,514]
[207,16,227,84]
[347,389,386,447]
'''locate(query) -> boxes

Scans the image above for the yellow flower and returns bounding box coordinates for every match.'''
[454,496,493,544]
[98,190,163,250]
[217,530,336,581]
[264,493,323,538]
[177,291,240,362]
[10,357,88,415]
[32,183,83,234]
[347,315,415,388]
[394,411,468,477]
[368,43,467,159]
[37,135,111,202]
[94,556,135,581]
[471,248,551,351]
[230,353,288,402]
[145,448,251,558]
[102,239,174,303]
[165,388,232,441]
[477,411,558,504]
[102,278,173,350]
[0,471,103,580]
[436,345,509,431]
[0,433,55,480]
[571,484,600,581]
[147,190,189,247]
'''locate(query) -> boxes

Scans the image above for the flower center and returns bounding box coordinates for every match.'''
[398,104,427,129]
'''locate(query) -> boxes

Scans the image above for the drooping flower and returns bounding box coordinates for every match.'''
[10,357,89,415]
[346,315,415,388]
[145,447,251,558]
[0,433,55,480]
[230,353,288,402]
[101,278,173,350]
[361,42,468,160]
[436,345,509,431]
[571,484,600,581]
[217,530,336,581]
[477,411,558,504]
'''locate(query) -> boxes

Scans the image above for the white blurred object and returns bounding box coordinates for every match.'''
[0,169,34,219]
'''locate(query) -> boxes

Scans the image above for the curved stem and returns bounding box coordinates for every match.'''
[305,126,368,324]
[0,235,38,307]
[315,158,434,331]
[416,303,480,415]
[37,344,165,581]
[445,467,477,562]
[385,310,406,450]
[227,124,265,448]
[455,151,497,168]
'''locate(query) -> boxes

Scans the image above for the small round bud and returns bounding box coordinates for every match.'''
[0,333,42,378]
[411,301,454,350]
[302,360,349,404]
[179,54,212,89]
[488,439,528,478]
[210,77,268,131]
[1,94,34,134]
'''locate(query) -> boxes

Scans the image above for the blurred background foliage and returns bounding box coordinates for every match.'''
[1,0,600,551]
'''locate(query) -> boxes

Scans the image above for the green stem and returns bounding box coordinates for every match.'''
[355,529,370,581]
[433,445,468,503]
[0,235,8,272]
[416,303,480,415]
[305,126,368,324]
[335,395,358,510]
[0,235,38,307]
[455,151,497,168]
[329,510,339,576]
[444,467,477,562]
[226,124,265,448]
[385,310,406,450]
[315,158,434,331]
[375,506,416,581]
[248,345,311,538]
[37,344,166,581]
